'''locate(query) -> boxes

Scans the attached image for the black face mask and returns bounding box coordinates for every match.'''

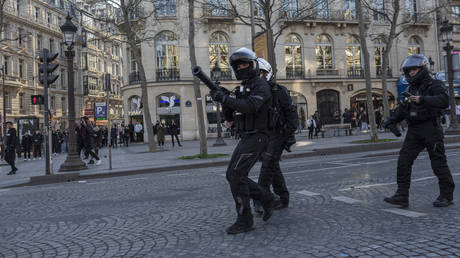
[405,67,431,87]
[235,66,257,81]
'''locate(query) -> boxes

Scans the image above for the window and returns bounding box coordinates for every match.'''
[18,28,23,46]
[344,0,356,20]
[4,56,9,75]
[19,93,24,109]
[373,0,386,21]
[130,50,138,73]
[37,35,42,50]
[116,64,120,75]
[374,37,389,75]
[88,54,97,70]
[87,32,97,48]
[155,0,176,17]
[5,92,11,112]
[284,34,303,78]
[51,96,55,110]
[47,12,52,23]
[209,32,230,71]
[315,0,329,19]
[284,0,298,18]
[49,39,54,53]
[155,31,178,70]
[253,0,264,17]
[58,17,62,26]
[88,76,99,90]
[406,0,417,16]
[3,24,8,40]
[19,60,24,78]
[35,7,40,21]
[104,61,107,73]
[316,34,333,70]
[408,36,422,55]
[345,35,361,70]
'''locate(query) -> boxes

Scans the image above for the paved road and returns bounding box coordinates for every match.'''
[1,149,460,257]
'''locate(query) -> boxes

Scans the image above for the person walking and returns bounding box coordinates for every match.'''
[5,122,18,175]
[157,122,165,147]
[307,115,317,139]
[111,124,118,148]
[383,54,455,207]
[123,126,130,147]
[81,117,101,165]
[32,130,43,160]
[22,132,32,161]
[169,121,182,147]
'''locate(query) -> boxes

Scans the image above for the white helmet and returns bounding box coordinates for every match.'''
[257,58,273,81]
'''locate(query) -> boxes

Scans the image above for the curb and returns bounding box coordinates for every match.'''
[6,135,460,188]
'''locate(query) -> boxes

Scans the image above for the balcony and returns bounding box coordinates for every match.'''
[211,68,233,81]
[347,68,364,79]
[286,67,304,79]
[281,9,370,24]
[402,12,433,26]
[376,67,393,78]
[203,4,234,22]
[129,71,140,84]
[316,68,339,76]
[156,68,180,81]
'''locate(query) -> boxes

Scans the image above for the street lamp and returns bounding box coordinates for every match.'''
[1,66,5,147]
[211,62,226,146]
[59,14,87,171]
[440,20,460,134]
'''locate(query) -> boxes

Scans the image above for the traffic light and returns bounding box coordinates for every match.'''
[31,95,44,105]
[39,49,59,87]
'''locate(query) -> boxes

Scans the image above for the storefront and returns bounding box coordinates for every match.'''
[157,93,181,133]
[350,89,395,118]
[290,91,307,128]
[127,95,144,124]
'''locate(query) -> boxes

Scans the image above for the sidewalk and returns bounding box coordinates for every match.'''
[2,131,460,188]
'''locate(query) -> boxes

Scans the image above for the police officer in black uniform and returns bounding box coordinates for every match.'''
[4,122,18,175]
[383,54,455,207]
[254,58,298,211]
[210,48,275,234]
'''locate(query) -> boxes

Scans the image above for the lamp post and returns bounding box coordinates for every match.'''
[440,20,460,134]
[211,63,226,146]
[1,66,5,147]
[59,14,87,171]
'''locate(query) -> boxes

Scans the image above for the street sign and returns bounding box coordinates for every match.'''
[95,102,107,120]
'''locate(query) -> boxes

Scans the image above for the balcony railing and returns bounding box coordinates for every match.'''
[286,67,304,79]
[129,71,140,84]
[316,68,339,76]
[156,68,180,81]
[347,68,364,79]
[403,12,433,25]
[203,4,234,18]
[376,67,392,78]
[211,68,233,81]
[281,9,369,22]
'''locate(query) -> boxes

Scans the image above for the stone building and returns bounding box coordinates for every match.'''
[122,0,441,140]
[0,0,83,135]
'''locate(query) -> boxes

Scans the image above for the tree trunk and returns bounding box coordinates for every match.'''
[356,0,378,141]
[381,47,391,119]
[188,0,208,156]
[132,43,156,152]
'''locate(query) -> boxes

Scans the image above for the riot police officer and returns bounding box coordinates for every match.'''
[383,54,455,207]
[254,58,298,212]
[4,122,18,175]
[210,48,275,234]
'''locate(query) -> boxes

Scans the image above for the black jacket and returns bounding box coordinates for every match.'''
[270,82,298,134]
[6,128,17,150]
[389,79,448,124]
[222,77,272,132]
[32,133,44,145]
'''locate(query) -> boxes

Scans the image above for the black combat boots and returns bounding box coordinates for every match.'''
[433,195,453,207]
[261,195,275,221]
[226,215,254,235]
[274,199,289,210]
[384,192,409,207]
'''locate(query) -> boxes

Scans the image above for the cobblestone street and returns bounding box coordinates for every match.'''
[1,150,460,257]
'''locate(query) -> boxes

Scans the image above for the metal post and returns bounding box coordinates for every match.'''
[59,48,87,171]
[42,49,52,175]
[445,42,460,134]
[213,81,226,146]
[2,67,6,147]
[105,73,112,170]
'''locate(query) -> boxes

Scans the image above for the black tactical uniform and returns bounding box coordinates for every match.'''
[254,58,298,210]
[5,124,18,175]
[210,48,275,234]
[32,131,44,158]
[384,54,455,207]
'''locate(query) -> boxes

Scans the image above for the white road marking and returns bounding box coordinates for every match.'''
[127,177,147,181]
[166,173,190,177]
[297,190,321,197]
[382,208,427,218]
[338,172,460,192]
[77,181,87,183]
[332,196,361,204]
[86,182,106,185]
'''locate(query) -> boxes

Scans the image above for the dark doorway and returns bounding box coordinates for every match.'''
[316,90,340,124]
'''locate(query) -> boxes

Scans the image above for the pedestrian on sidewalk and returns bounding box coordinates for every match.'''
[32,130,43,160]
[128,121,135,143]
[62,130,69,153]
[123,125,130,147]
[81,117,101,165]
[307,115,316,139]
[169,120,182,147]
[22,132,32,161]
[111,124,118,148]
[135,122,143,142]
[157,122,165,147]
[5,122,18,175]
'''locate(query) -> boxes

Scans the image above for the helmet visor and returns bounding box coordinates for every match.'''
[401,55,427,70]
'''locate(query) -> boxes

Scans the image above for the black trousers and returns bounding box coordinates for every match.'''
[258,134,289,203]
[33,144,42,158]
[5,149,17,171]
[226,133,271,219]
[23,145,32,159]
[171,134,181,146]
[397,121,455,200]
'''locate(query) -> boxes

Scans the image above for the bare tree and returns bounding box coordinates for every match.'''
[362,0,441,119]
[188,0,208,156]
[356,0,378,141]
[203,0,333,76]
[87,0,157,152]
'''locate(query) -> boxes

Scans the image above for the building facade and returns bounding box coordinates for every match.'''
[122,0,441,140]
[1,0,84,135]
